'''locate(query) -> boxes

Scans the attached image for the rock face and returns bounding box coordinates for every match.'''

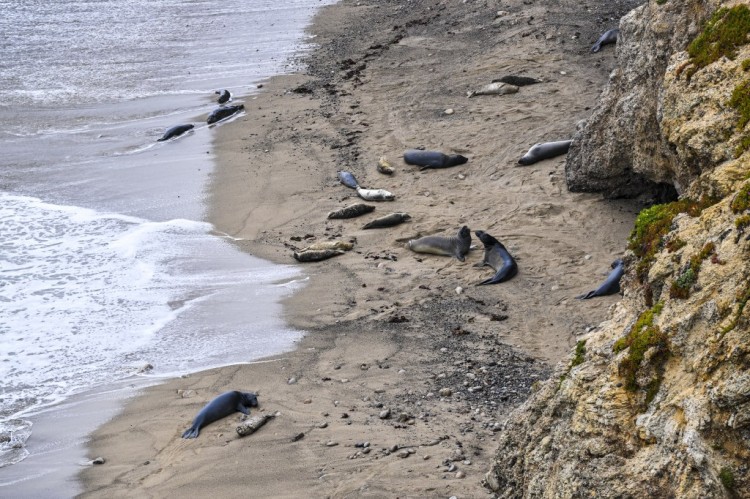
[491,1,750,497]
[565,0,722,197]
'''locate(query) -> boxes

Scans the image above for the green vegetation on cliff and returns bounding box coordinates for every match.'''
[687,5,750,78]
[730,182,750,213]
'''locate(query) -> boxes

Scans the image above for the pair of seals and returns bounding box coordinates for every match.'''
[328,203,375,219]
[577,259,624,299]
[207,104,244,125]
[215,89,231,104]
[591,28,619,53]
[182,391,258,439]
[157,124,194,142]
[362,212,411,229]
[474,230,518,285]
[518,140,572,165]
[403,150,468,170]
[408,226,471,261]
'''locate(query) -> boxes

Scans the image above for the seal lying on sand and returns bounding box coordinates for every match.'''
[207,104,244,124]
[294,249,345,262]
[182,391,258,439]
[157,124,194,142]
[357,186,395,201]
[215,89,231,104]
[518,140,572,165]
[403,150,468,170]
[591,28,619,53]
[491,75,542,86]
[328,203,375,219]
[467,82,518,98]
[577,259,624,299]
[338,171,359,189]
[377,156,394,175]
[474,230,517,285]
[408,226,471,261]
[300,241,354,251]
[362,212,411,229]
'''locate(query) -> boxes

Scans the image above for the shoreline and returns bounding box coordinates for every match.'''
[80,0,644,496]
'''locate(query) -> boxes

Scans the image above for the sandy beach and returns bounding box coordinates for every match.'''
[79,0,644,497]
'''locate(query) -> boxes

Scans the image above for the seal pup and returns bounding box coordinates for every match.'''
[207,104,244,124]
[491,75,542,86]
[337,170,359,189]
[356,186,395,201]
[301,241,354,251]
[591,28,619,53]
[403,150,468,170]
[293,249,345,262]
[182,391,258,439]
[518,140,573,165]
[362,213,411,229]
[473,230,517,285]
[467,82,518,98]
[408,226,471,261]
[215,89,231,104]
[577,259,624,299]
[328,203,375,219]
[377,156,394,175]
[157,124,194,142]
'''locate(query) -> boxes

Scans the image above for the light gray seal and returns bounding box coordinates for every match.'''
[356,186,395,201]
[403,150,468,170]
[328,203,375,219]
[207,104,244,124]
[337,170,359,189]
[576,259,624,299]
[408,226,471,261]
[157,124,194,142]
[474,230,518,285]
[518,140,572,165]
[182,391,258,439]
[362,212,411,229]
[591,28,619,53]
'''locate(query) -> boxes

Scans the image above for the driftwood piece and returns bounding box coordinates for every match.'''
[236,413,276,437]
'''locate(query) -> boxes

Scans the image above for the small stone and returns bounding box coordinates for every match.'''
[362,447,371,454]
[287,377,297,385]
[399,450,410,458]
[584,254,592,260]
[341,379,350,383]
[447,463,457,472]
[455,286,463,295]
[292,433,305,442]
[440,348,448,353]
[390,444,399,452]
[444,108,454,115]
[456,471,466,479]
[439,388,452,397]
[326,441,339,447]
[379,409,391,419]
[560,71,567,75]
[318,422,328,429]
[91,457,106,465]
[463,460,472,465]
[303,399,312,404]
[423,455,431,460]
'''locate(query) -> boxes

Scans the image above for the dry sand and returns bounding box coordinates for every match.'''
[80,0,644,497]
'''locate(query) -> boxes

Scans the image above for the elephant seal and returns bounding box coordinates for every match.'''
[362,212,411,229]
[377,156,394,175]
[467,82,519,97]
[473,230,517,285]
[338,170,359,189]
[491,75,542,86]
[301,241,354,251]
[182,391,258,439]
[356,186,395,201]
[403,150,468,170]
[518,140,572,165]
[216,89,231,104]
[328,203,375,219]
[207,104,244,124]
[294,248,345,262]
[577,259,624,299]
[157,124,194,142]
[591,28,619,53]
[408,226,471,261]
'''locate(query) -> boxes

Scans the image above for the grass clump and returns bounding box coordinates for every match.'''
[628,197,718,280]
[571,340,586,368]
[731,182,750,213]
[719,466,735,490]
[736,214,750,231]
[721,283,750,335]
[670,242,715,299]
[614,302,668,393]
[655,0,667,5]
[736,135,750,158]
[666,237,687,253]
[744,59,750,71]
[686,5,750,78]
[729,79,750,157]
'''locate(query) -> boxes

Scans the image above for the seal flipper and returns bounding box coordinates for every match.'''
[237,404,250,416]
[182,425,200,439]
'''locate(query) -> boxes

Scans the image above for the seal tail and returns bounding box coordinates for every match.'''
[182,426,200,439]
[576,291,595,300]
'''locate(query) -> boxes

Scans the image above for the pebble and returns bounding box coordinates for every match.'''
[319,422,329,429]
[326,441,339,447]
[177,389,195,399]
[303,399,312,404]
[447,463,457,472]
[455,286,463,295]
[444,108,454,115]
[440,348,448,354]
[379,409,391,419]
[91,457,106,465]
[439,388,452,397]
[456,471,466,479]
[287,377,297,385]
[399,450,410,458]
[341,379,350,383]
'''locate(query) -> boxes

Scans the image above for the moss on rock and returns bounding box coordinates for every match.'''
[687,5,750,78]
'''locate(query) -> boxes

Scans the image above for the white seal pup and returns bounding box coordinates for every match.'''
[356,186,395,201]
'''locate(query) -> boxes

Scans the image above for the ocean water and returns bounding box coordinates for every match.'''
[0,0,332,481]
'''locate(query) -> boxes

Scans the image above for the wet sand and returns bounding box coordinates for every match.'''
[80,0,643,497]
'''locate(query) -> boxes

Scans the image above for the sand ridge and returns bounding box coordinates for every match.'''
[80,0,645,497]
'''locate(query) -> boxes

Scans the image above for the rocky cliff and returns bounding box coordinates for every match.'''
[489,1,750,497]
